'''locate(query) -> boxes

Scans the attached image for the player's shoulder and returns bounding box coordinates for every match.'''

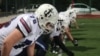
[17,13,37,20]
[16,13,38,27]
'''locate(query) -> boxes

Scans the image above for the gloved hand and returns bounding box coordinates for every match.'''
[72,39,78,46]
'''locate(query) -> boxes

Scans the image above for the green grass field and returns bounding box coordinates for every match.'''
[46,18,100,56]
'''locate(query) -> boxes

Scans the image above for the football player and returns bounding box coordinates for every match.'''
[66,9,79,29]
[34,19,74,56]
[58,10,78,47]
[0,3,59,56]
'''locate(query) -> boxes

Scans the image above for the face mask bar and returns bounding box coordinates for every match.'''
[41,22,55,34]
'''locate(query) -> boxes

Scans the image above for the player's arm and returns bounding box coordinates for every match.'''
[53,36,74,56]
[1,28,23,56]
[64,26,78,46]
[1,17,32,56]
[71,11,79,29]
[72,19,79,29]
[27,43,35,56]
[64,26,74,41]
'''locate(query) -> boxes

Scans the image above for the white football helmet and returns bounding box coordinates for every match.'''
[65,9,77,19]
[35,3,59,33]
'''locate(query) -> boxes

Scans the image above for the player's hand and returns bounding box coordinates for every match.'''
[72,40,78,46]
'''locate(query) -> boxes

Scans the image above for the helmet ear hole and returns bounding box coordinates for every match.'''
[41,16,44,19]
[40,15,44,19]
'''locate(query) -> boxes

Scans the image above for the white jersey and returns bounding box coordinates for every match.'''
[50,11,73,37]
[50,10,77,39]
[59,11,70,28]
[0,13,43,56]
[50,21,62,37]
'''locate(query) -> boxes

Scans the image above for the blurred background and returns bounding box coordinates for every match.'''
[0,0,100,17]
[0,1,100,56]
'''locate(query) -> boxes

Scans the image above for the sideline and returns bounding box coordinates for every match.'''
[0,14,18,23]
[77,14,100,19]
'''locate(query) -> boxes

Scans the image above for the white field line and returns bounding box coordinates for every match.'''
[80,23,100,25]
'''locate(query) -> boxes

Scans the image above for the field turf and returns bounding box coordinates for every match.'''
[46,18,100,56]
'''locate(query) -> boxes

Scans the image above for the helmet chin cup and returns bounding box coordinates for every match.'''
[40,22,55,34]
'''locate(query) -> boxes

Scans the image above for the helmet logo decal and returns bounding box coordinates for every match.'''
[44,8,53,18]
